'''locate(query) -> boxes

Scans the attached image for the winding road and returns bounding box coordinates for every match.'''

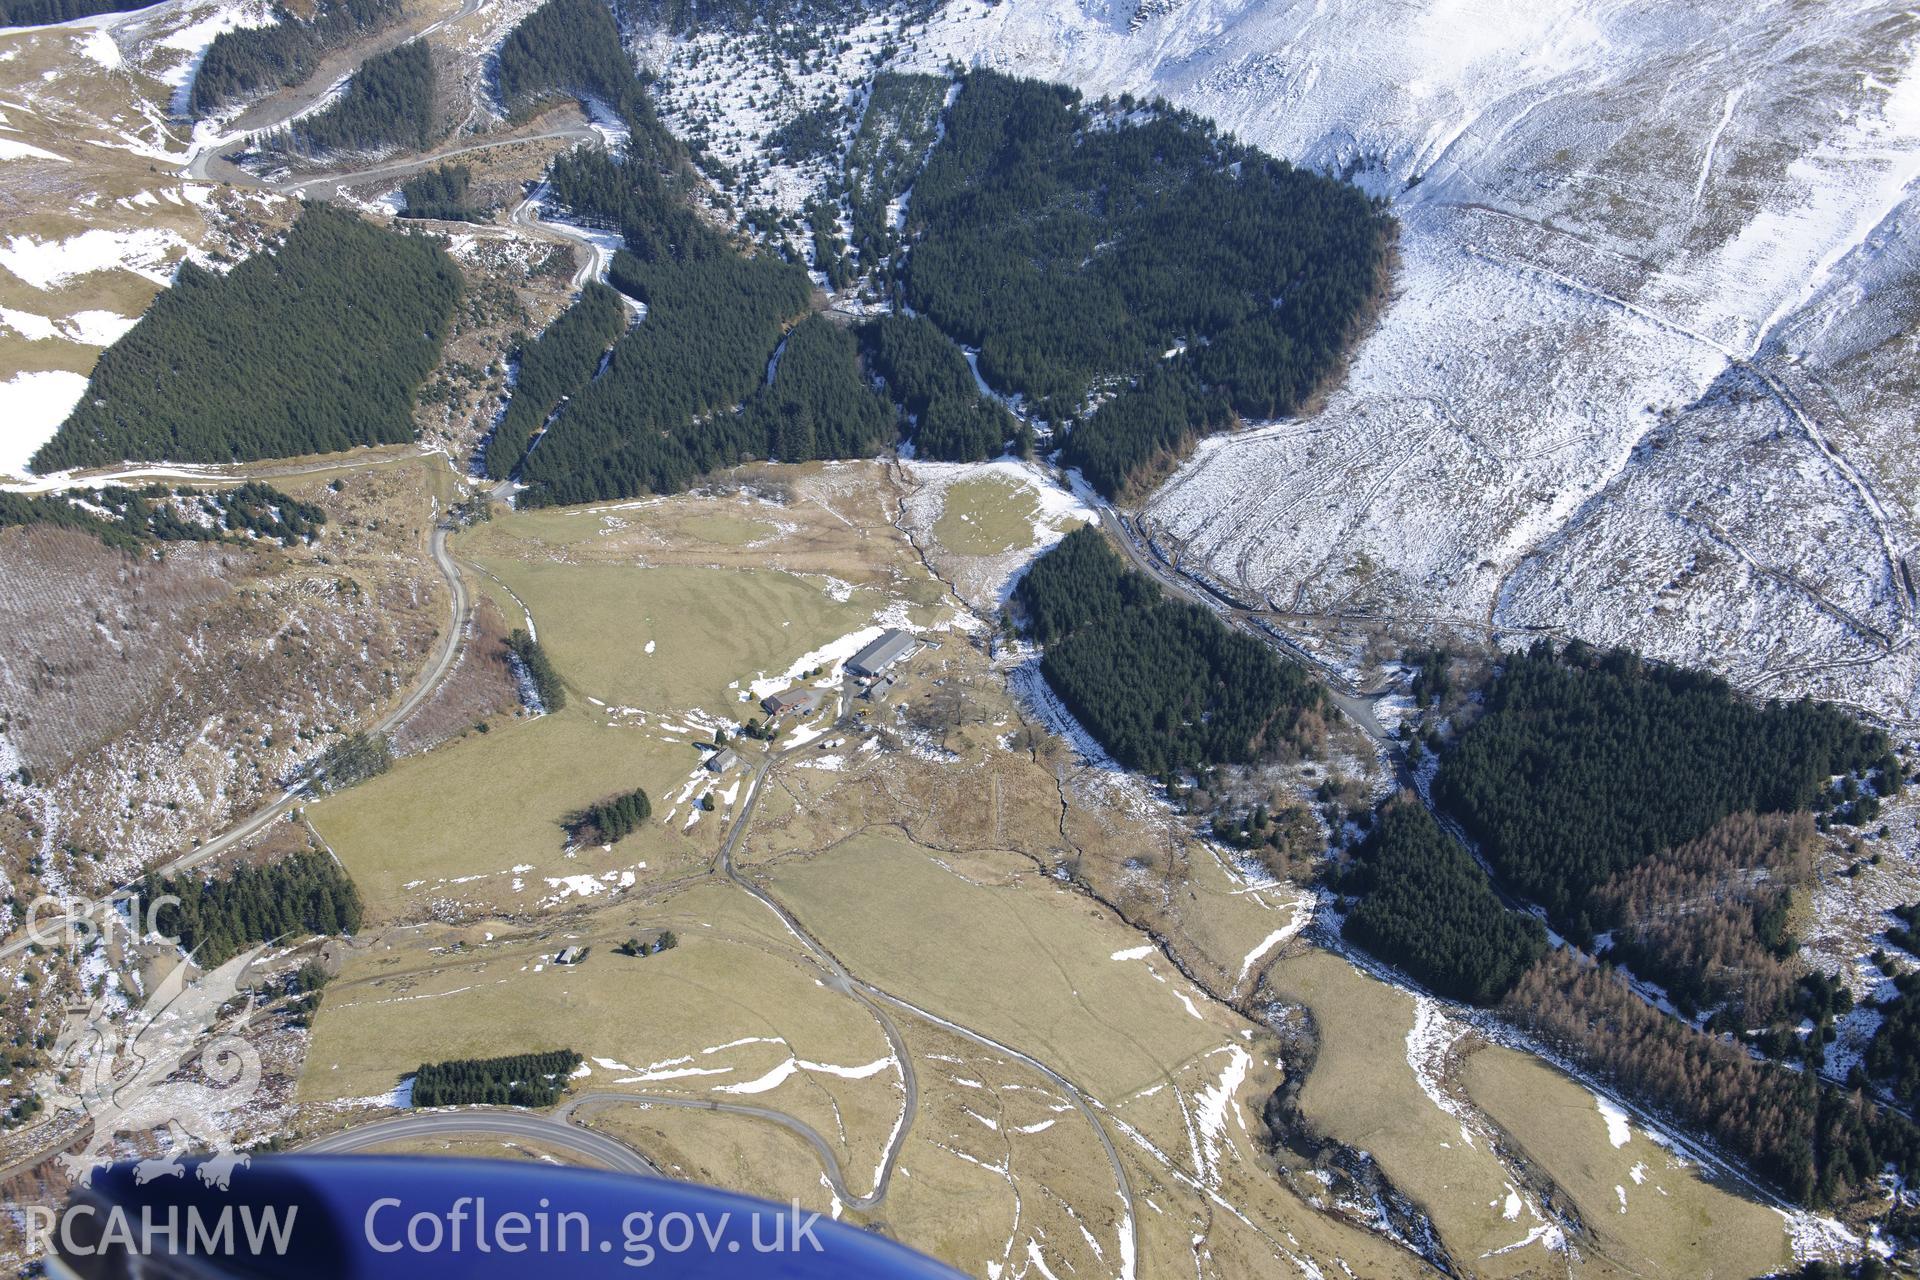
[274,123,603,198]
[300,1107,659,1176]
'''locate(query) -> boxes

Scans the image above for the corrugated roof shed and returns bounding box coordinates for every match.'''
[849,629,915,677]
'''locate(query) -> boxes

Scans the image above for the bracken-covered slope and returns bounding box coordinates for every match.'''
[904,0,1920,721]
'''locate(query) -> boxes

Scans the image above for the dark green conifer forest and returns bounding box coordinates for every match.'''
[860,313,1015,461]
[495,0,634,114]
[144,850,364,967]
[484,282,628,480]
[33,205,460,470]
[1341,799,1545,1004]
[1434,641,1893,935]
[0,0,153,26]
[285,39,435,154]
[1015,527,1320,775]
[400,164,485,221]
[190,0,403,117]
[411,1050,582,1107]
[901,71,1391,494]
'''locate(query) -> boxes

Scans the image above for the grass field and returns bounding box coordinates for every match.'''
[1264,949,1567,1272]
[293,464,1798,1280]
[308,704,723,920]
[769,833,1237,1099]
[303,883,894,1119]
[584,1105,838,1208]
[1458,1045,1790,1279]
[1261,949,1794,1278]
[899,458,1093,611]
[461,558,888,713]
[930,473,1044,557]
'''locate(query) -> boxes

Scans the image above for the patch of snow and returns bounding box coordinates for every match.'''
[0,137,68,162]
[0,370,88,476]
[1593,1091,1632,1148]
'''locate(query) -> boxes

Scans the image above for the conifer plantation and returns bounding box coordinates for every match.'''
[1341,799,1544,1004]
[495,0,635,115]
[484,282,629,481]
[0,0,151,24]
[1433,640,1894,936]
[190,0,403,117]
[399,164,484,222]
[901,70,1392,495]
[860,313,1017,461]
[144,851,364,967]
[511,139,817,503]
[33,205,460,470]
[1015,527,1321,775]
[734,315,897,464]
[285,39,436,155]
[411,1050,583,1107]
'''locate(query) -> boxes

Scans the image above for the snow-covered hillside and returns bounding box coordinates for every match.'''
[901,0,1920,721]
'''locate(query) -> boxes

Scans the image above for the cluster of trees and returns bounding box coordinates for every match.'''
[494,0,633,116]
[411,1049,583,1108]
[612,0,893,33]
[901,72,1391,494]
[283,39,435,155]
[1015,527,1320,775]
[543,129,712,263]
[511,133,838,504]
[0,0,152,25]
[736,315,895,463]
[514,248,810,505]
[843,72,947,269]
[566,787,652,845]
[1507,949,1920,1208]
[1595,812,1812,1026]
[0,482,325,551]
[190,0,402,117]
[283,960,332,1029]
[0,491,156,551]
[1433,640,1894,938]
[400,165,484,222]
[1405,646,1454,709]
[767,102,843,166]
[484,282,628,480]
[144,850,364,967]
[1340,798,1546,1005]
[617,931,675,957]
[1067,365,1233,496]
[34,205,460,471]
[315,731,392,791]
[507,628,565,711]
[859,313,1019,461]
[224,482,328,542]
[802,196,855,292]
[1865,970,1920,1110]
[1888,902,1920,955]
